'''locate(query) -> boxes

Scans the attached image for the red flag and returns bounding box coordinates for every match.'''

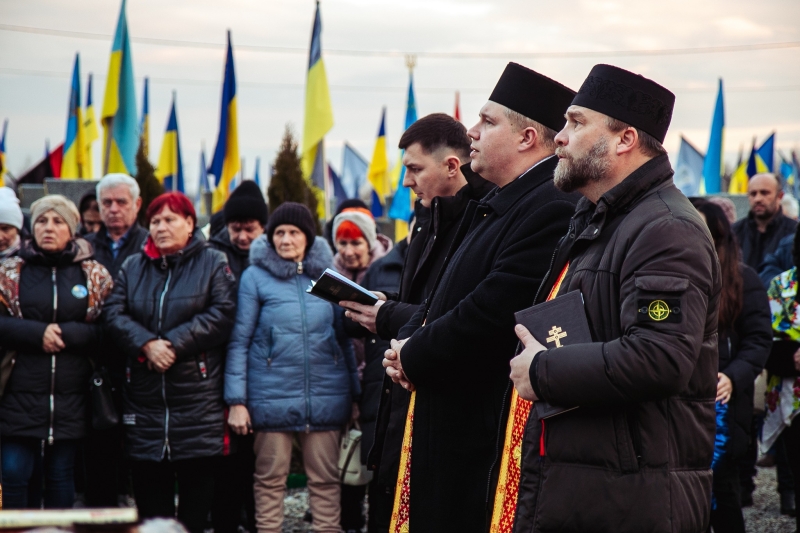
[454,91,461,122]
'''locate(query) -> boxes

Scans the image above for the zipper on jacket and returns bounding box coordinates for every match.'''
[47,267,58,445]
[296,276,311,433]
[157,269,173,460]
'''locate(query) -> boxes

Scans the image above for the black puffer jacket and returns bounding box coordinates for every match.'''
[104,231,236,462]
[208,227,250,289]
[516,155,721,533]
[718,265,772,459]
[0,239,108,442]
[84,223,149,277]
[344,239,406,463]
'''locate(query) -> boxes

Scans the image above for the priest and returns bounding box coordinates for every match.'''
[510,65,720,532]
[382,63,578,532]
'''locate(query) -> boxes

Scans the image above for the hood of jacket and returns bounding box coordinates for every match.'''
[19,236,93,266]
[142,230,206,268]
[249,234,333,280]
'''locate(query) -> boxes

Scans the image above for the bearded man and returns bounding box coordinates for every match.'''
[509,64,721,533]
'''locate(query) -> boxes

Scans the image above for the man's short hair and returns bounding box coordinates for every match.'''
[604,117,667,158]
[503,108,558,152]
[398,113,471,161]
[96,173,140,202]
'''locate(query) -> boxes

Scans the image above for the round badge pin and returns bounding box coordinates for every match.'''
[72,284,89,299]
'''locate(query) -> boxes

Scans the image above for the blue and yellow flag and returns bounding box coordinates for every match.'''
[139,77,150,157]
[83,73,99,179]
[155,93,184,193]
[756,132,775,172]
[62,53,87,179]
[729,139,769,194]
[0,119,7,187]
[388,72,418,240]
[301,2,334,218]
[253,156,261,188]
[101,0,137,175]
[702,79,724,194]
[367,108,389,218]
[209,31,240,213]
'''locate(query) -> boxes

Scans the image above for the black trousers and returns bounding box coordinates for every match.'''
[341,483,367,531]
[130,456,217,533]
[367,479,395,533]
[84,425,128,506]
[212,436,256,533]
[709,461,745,533]
[783,420,800,531]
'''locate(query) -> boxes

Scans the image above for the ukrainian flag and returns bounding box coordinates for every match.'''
[702,79,724,194]
[209,30,240,213]
[139,77,150,157]
[62,53,87,179]
[0,119,7,187]
[101,0,137,176]
[301,1,334,217]
[83,73,99,179]
[367,108,389,218]
[155,94,184,193]
[729,140,769,193]
[388,72,418,240]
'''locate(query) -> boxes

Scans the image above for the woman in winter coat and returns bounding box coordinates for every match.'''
[0,195,113,509]
[225,202,359,533]
[331,207,393,531]
[104,192,236,533]
[692,199,772,532]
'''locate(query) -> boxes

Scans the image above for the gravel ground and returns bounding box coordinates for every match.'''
[745,466,796,533]
[278,467,796,533]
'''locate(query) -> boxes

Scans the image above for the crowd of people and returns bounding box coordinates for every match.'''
[0,60,798,533]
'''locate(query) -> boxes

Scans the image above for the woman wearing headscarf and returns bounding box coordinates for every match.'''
[104,192,236,533]
[0,187,24,259]
[225,202,359,533]
[0,194,113,509]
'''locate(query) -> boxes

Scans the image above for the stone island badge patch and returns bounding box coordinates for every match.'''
[71,284,88,299]
[223,265,236,283]
[638,299,682,323]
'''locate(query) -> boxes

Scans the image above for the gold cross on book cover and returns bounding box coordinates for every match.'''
[514,291,592,418]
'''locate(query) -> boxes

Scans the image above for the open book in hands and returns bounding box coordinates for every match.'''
[306,268,379,306]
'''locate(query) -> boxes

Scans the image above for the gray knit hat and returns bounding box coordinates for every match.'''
[0,187,23,230]
[30,194,81,236]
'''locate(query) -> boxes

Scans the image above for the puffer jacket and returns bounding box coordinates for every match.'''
[104,231,236,462]
[0,238,112,442]
[515,154,722,533]
[224,236,359,432]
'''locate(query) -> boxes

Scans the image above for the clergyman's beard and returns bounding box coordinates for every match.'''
[554,138,611,193]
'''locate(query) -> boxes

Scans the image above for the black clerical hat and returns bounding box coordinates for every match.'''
[488,63,576,131]
[572,64,675,143]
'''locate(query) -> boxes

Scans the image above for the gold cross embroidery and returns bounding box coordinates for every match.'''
[546,326,567,348]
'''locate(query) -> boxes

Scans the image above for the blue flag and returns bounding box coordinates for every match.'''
[388,72,419,221]
[674,136,705,197]
[756,133,775,172]
[702,79,724,194]
[341,143,368,199]
[328,163,348,207]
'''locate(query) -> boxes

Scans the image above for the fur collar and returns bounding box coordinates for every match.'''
[249,235,333,280]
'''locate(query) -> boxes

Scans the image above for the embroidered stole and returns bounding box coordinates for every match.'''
[489,263,570,533]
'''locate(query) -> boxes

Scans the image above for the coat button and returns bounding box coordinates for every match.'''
[371,338,376,344]
[385,389,390,394]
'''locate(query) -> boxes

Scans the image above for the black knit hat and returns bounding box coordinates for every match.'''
[223,180,268,225]
[266,202,316,251]
[571,64,675,143]
[489,63,576,131]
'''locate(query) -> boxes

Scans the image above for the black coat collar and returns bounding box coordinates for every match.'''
[484,155,559,216]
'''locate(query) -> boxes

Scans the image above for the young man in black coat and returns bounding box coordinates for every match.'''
[381,64,578,533]
[341,113,493,531]
[509,65,721,533]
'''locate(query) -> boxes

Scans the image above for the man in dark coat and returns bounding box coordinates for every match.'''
[208,180,267,533]
[340,113,493,531]
[509,64,721,533]
[209,180,268,288]
[85,174,149,277]
[82,173,149,508]
[381,63,578,532]
[733,173,797,271]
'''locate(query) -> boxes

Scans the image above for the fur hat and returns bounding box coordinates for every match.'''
[30,194,80,236]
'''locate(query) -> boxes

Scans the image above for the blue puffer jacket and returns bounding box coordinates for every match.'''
[224,235,360,432]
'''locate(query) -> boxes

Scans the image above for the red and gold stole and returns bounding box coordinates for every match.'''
[489,263,570,533]
[389,389,415,533]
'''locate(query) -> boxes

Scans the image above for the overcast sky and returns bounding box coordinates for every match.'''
[1,0,798,193]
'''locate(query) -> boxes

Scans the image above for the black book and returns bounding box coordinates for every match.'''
[306,268,379,306]
[514,290,592,419]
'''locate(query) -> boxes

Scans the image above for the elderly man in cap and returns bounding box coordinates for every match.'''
[381,63,578,532]
[510,65,720,533]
